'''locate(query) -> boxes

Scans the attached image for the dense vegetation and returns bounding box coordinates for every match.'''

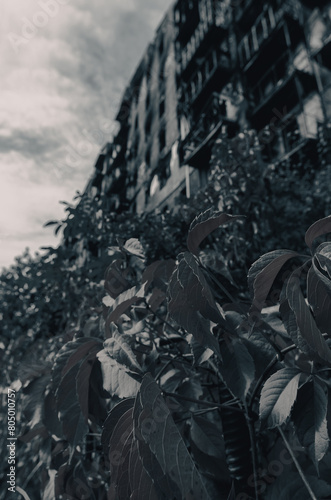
[1,131,331,499]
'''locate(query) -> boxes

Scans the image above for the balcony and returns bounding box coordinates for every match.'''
[260,111,321,164]
[249,52,317,127]
[181,92,235,166]
[174,0,200,45]
[238,1,304,70]
[314,34,331,71]
[184,47,232,112]
[178,1,231,77]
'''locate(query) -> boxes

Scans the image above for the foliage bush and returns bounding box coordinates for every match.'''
[1,209,331,500]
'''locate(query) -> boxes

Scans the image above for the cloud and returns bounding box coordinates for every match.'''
[0,0,173,270]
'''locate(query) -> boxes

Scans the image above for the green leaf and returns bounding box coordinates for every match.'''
[259,367,301,428]
[313,251,331,294]
[76,345,102,423]
[97,349,141,399]
[305,215,331,250]
[187,209,242,256]
[187,334,214,365]
[133,373,212,500]
[190,415,225,459]
[248,250,299,313]
[292,379,329,469]
[102,329,143,376]
[307,267,331,335]
[51,338,102,394]
[56,364,89,453]
[281,268,331,365]
[267,471,331,500]
[101,399,135,457]
[168,252,223,358]
[123,238,146,259]
[142,259,176,291]
[106,284,146,323]
[219,338,255,401]
[101,400,170,499]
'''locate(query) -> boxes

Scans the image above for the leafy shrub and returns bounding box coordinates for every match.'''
[2,210,331,500]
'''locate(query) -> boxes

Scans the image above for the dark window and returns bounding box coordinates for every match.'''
[145,115,152,136]
[159,128,166,151]
[159,37,164,55]
[145,148,151,165]
[159,99,165,118]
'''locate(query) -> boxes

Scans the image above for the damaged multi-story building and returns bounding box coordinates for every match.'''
[82,0,331,216]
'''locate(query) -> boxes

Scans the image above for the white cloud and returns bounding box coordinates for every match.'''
[0,0,173,270]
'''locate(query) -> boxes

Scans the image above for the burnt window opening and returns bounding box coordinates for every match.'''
[159,37,164,55]
[159,63,166,83]
[159,99,165,118]
[145,114,152,136]
[159,128,166,153]
[146,92,151,110]
[145,148,151,166]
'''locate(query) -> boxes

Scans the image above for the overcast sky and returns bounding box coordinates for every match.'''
[0,0,173,269]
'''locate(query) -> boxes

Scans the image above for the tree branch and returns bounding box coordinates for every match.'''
[277,426,317,500]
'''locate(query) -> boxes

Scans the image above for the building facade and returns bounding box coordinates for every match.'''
[83,0,331,215]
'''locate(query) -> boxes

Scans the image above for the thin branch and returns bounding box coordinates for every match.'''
[248,355,279,410]
[277,426,317,500]
[281,333,330,357]
[16,486,32,500]
[163,391,245,413]
[246,405,259,500]
[22,461,43,489]
[155,355,180,381]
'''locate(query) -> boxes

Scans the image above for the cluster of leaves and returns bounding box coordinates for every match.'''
[179,130,328,285]
[3,210,331,499]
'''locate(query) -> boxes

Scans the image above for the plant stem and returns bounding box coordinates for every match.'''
[246,407,259,500]
[248,355,279,410]
[155,355,180,381]
[163,391,245,413]
[277,426,317,500]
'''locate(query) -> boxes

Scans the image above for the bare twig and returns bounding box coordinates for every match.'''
[277,425,317,500]
[163,391,245,413]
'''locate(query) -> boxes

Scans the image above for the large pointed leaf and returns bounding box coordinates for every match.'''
[168,252,222,358]
[248,250,299,313]
[51,338,102,393]
[267,471,331,500]
[259,367,301,428]
[20,375,50,437]
[189,415,230,483]
[142,259,176,291]
[123,238,145,259]
[219,338,255,401]
[292,379,329,468]
[133,373,212,500]
[313,251,331,294]
[190,415,225,459]
[102,330,143,376]
[101,399,164,500]
[305,215,331,250]
[76,344,102,423]
[97,350,141,399]
[282,268,331,365]
[56,363,89,450]
[307,267,331,335]
[101,399,135,457]
[187,209,242,256]
[106,284,146,323]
